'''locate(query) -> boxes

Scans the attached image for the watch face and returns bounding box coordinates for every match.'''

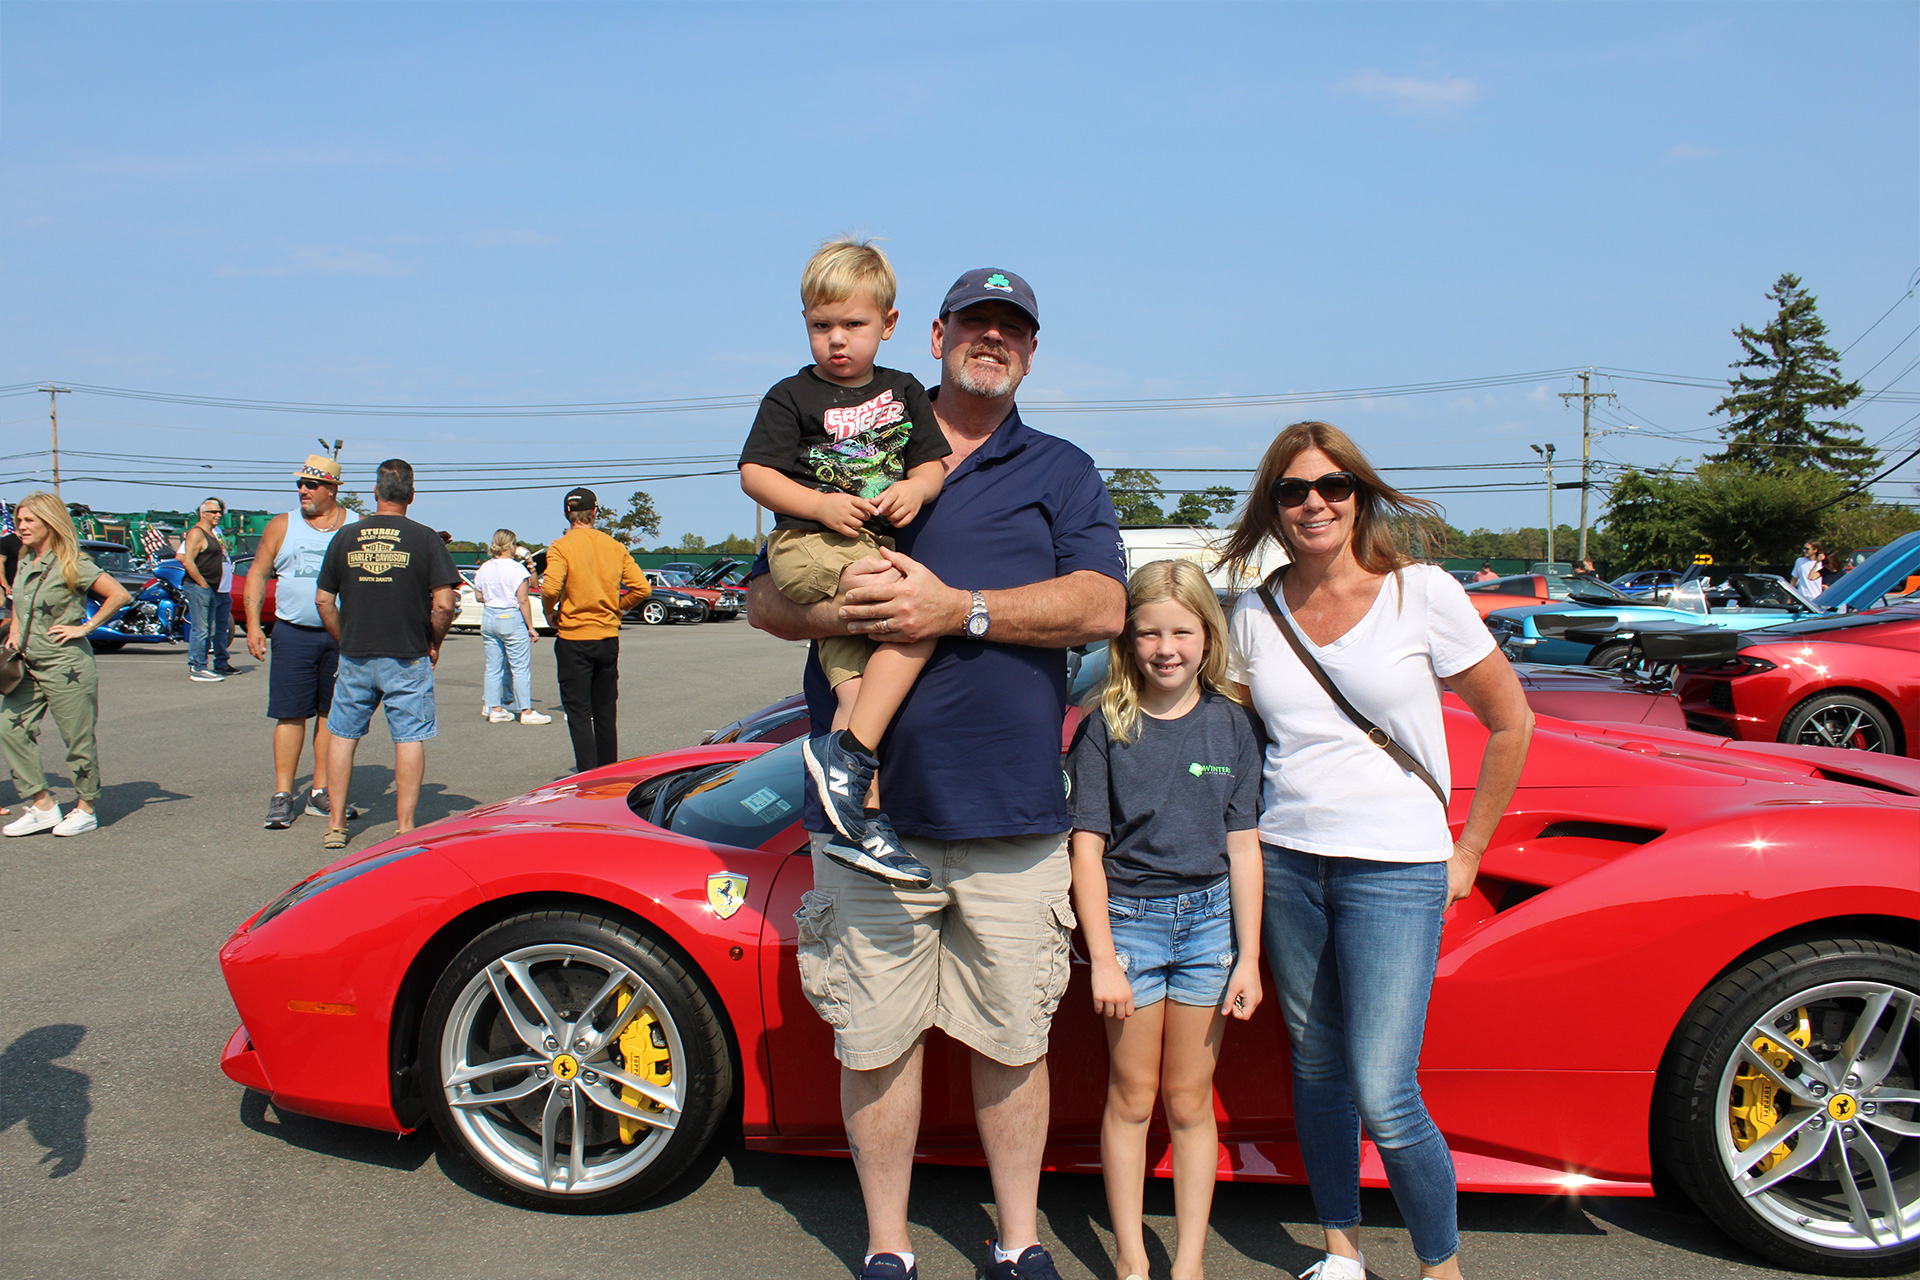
[966,613,989,638]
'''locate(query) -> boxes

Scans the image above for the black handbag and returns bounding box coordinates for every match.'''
[1255,570,1448,808]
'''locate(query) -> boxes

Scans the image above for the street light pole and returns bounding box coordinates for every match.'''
[1530,442,1557,566]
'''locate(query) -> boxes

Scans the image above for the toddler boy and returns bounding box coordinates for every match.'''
[739,239,948,887]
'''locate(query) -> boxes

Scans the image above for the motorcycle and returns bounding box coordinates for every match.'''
[87,559,190,653]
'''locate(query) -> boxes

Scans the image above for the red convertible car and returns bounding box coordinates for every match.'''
[1676,602,1920,756]
[217,711,1920,1276]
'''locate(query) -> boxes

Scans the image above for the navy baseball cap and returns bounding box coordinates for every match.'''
[939,268,1039,330]
[563,487,597,510]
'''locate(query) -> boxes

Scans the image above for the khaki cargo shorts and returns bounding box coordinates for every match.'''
[766,527,894,688]
[794,830,1076,1070]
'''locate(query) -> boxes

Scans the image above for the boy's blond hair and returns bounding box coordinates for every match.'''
[801,237,897,312]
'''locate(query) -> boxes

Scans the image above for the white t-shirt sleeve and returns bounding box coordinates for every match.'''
[1426,568,1497,678]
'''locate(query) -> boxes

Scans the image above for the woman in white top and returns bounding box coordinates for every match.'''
[1217,422,1533,1280]
[474,529,548,725]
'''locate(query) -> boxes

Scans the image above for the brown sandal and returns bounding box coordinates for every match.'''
[322,827,348,851]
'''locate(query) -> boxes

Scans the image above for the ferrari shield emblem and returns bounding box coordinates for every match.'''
[707,872,749,919]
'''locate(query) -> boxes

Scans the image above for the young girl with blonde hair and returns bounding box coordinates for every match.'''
[1067,559,1264,1280]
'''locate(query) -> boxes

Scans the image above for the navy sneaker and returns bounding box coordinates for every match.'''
[859,1254,918,1280]
[981,1243,1066,1280]
[305,789,363,820]
[803,729,879,841]
[821,813,933,888]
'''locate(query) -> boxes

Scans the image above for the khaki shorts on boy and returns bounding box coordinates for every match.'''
[794,830,1075,1070]
[765,526,894,687]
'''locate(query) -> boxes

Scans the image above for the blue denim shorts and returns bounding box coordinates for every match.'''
[328,654,437,743]
[1108,876,1236,1008]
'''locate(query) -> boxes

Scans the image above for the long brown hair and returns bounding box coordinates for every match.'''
[15,491,83,591]
[1215,420,1444,580]
[1094,559,1242,745]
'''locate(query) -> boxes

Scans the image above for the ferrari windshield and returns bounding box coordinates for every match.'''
[634,739,802,847]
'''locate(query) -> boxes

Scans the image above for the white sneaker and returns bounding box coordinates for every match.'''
[488,708,515,723]
[52,809,98,837]
[1300,1254,1367,1280]
[519,709,551,725]
[4,804,63,837]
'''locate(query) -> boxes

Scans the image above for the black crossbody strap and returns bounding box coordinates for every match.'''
[1256,571,1448,809]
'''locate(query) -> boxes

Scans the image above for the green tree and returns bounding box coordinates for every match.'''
[1170,485,1239,528]
[715,533,757,554]
[1603,462,1847,571]
[338,490,368,515]
[1712,273,1874,479]
[678,532,707,552]
[1821,501,1920,561]
[594,490,661,548]
[1105,468,1166,525]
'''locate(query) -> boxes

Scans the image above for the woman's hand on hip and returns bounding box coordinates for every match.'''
[1445,841,1482,905]
[45,624,89,645]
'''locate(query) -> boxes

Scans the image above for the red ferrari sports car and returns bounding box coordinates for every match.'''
[217,709,1920,1276]
[1676,602,1920,756]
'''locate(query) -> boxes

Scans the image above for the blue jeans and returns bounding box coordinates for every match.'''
[1107,876,1236,1007]
[480,606,532,712]
[183,582,230,671]
[1263,844,1458,1267]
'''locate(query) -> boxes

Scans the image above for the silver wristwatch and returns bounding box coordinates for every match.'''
[964,590,990,639]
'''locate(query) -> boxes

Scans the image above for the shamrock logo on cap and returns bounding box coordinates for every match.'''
[984,274,1013,292]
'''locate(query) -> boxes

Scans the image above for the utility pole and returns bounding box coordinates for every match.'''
[1530,442,1557,566]
[1558,369,1616,563]
[40,385,70,497]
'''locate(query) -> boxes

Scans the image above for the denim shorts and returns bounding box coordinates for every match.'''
[1108,876,1236,1008]
[328,654,437,743]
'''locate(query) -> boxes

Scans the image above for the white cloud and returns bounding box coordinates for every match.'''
[95,149,408,177]
[1339,69,1480,116]
[461,229,562,249]
[1664,142,1718,161]
[217,246,415,278]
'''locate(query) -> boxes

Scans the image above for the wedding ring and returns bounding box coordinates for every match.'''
[880,618,890,633]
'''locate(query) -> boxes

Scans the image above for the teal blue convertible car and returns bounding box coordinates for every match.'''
[1487,531,1920,668]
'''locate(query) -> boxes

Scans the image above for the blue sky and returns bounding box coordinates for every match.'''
[4,1,1915,548]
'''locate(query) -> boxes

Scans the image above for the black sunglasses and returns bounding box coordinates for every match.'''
[296,479,329,491]
[1270,471,1357,507]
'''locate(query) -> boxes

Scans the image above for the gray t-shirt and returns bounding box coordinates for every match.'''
[1067,690,1264,896]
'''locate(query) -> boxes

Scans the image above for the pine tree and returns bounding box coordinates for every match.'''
[1711,273,1874,479]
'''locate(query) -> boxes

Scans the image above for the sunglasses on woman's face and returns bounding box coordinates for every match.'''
[1271,471,1357,507]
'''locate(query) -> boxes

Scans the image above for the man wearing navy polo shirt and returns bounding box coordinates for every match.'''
[751,268,1126,1280]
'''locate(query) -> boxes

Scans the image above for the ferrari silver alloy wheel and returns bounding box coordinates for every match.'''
[439,942,689,1196]
[1715,981,1919,1257]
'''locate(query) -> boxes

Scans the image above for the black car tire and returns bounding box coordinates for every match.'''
[1587,641,1632,670]
[690,600,710,624]
[1781,693,1901,755]
[639,600,667,626]
[88,637,126,654]
[1655,937,1919,1275]
[419,909,733,1213]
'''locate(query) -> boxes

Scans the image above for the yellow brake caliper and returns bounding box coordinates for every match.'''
[613,989,672,1144]
[1729,1007,1812,1172]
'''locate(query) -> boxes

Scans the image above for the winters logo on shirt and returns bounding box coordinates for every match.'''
[1187,762,1232,777]
[810,389,914,500]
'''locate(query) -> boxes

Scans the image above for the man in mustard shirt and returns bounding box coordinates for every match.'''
[541,488,650,773]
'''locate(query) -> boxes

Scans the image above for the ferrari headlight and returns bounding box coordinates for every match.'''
[250,845,427,932]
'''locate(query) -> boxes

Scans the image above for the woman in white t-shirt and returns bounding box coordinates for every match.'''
[474,529,549,725]
[1217,421,1533,1280]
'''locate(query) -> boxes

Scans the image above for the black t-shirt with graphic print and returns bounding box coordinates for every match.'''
[1067,690,1264,897]
[315,514,460,660]
[738,365,950,534]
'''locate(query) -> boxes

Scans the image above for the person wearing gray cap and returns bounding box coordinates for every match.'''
[750,266,1127,1280]
[540,487,650,773]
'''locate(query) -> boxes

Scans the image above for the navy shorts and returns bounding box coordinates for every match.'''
[266,622,340,721]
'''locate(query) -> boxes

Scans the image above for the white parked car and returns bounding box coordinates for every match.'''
[452,566,554,634]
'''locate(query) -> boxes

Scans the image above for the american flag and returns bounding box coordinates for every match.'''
[139,524,169,562]
[0,500,11,536]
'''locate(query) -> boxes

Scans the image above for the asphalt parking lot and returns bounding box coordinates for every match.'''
[0,621,1821,1280]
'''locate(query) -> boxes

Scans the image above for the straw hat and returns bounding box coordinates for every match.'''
[295,454,343,484]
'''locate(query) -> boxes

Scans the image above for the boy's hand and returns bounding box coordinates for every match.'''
[1221,960,1262,1021]
[1091,959,1134,1020]
[814,491,876,539]
[871,478,931,528]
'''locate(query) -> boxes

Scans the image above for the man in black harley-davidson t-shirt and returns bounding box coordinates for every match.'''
[313,459,459,849]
